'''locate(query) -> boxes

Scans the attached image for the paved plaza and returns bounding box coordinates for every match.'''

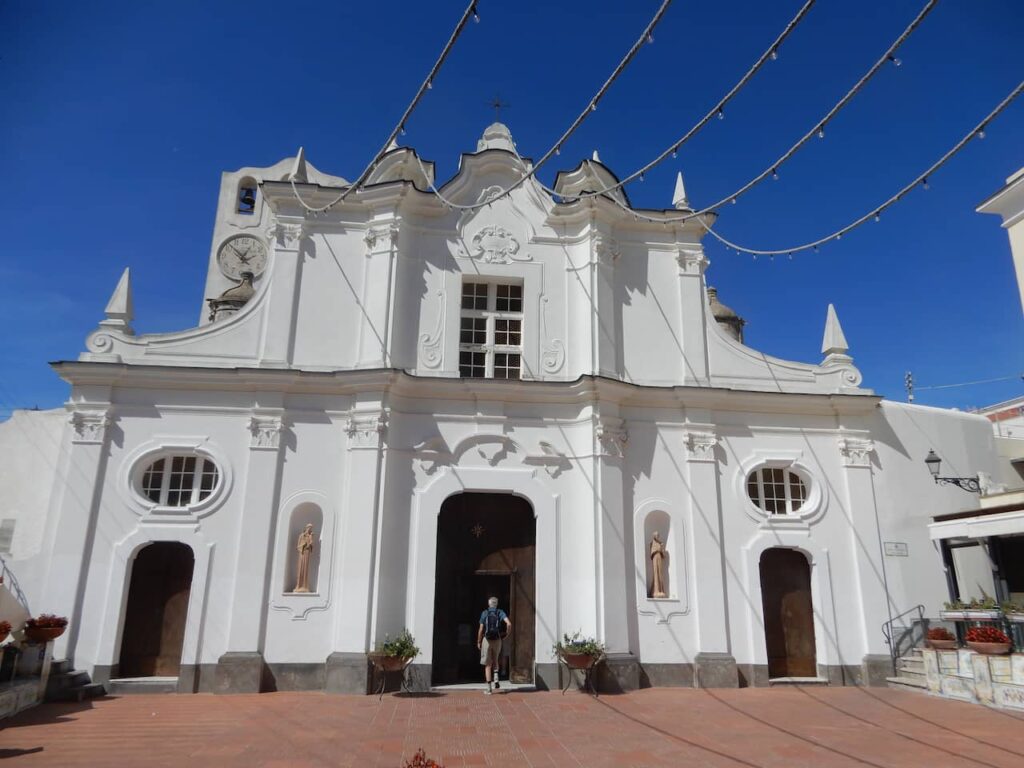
[1,686,1023,767]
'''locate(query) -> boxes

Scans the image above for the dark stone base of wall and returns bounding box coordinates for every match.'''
[264,663,325,692]
[639,663,694,688]
[695,652,738,688]
[861,654,893,687]
[325,653,370,694]
[595,653,640,693]
[535,663,558,691]
[214,652,264,694]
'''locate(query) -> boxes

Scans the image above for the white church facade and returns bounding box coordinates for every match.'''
[2,123,1000,693]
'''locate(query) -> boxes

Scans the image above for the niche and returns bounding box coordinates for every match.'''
[236,177,258,215]
[643,510,672,599]
[283,502,323,594]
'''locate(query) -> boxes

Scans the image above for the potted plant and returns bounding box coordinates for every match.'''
[553,631,605,670]
[964,595,1002,621]
[925,627,958,650]
[1002,601,1024,623]
[23,614,68,644]
[939,599,968,621]
[0,620,10,644]
[965,626,1012,655]
[370,629,419,672]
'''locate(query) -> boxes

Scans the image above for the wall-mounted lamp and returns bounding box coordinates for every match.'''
[924,449,981,493]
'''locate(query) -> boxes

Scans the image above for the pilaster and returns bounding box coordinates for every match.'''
[260,219,307,366]
[216,408,286,693]
[676,247,710,385]
[593,411,630,653]
[590,226,620,378]
[44,405,112,662]
[357,222,400,368]
[680,424,737,687]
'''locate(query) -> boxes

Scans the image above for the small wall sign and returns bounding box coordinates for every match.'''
[884,541,909,557]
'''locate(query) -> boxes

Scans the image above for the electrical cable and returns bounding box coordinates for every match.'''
[290,0,482,215]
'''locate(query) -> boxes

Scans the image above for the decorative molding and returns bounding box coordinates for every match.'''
[676,247,708,275]
[468,225,531,264]
[523,441,572,478]
[419,289,445,369]
[595,418,628,458]
[682,429,718,463]
[364,223,400,251]
[346,412,387,448]
[266,220,306,247]
[838,437,875,468]
[735,450,828,530]
[69,409,111,445]
[592,233,620,267]
[249,415,284,450]
[540,295,565,374]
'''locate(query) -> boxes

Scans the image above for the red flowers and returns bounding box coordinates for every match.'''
[927,627,955,641]
[24,614,68,630]
[965,626,1010,644]
[403,750,444,768]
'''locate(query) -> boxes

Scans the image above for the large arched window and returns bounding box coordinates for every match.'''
[746,467,807,515]
[140,456,219,507]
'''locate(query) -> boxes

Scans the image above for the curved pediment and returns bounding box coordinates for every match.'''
[364,146,434,190]
[553,159,630,206]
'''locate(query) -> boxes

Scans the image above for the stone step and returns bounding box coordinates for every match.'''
[767,677,830,686]
[886,675,927,691]
[107,677,178,695]
[898,658,925,674]
[49,683,106,703]
[46,670,91,694]
[49,659,72,676]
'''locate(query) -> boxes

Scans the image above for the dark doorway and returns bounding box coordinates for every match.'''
[432,493,536,685]
[759,548,816,679]
[118,542,194,678]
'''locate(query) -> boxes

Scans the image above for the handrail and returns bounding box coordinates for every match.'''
[882,604,926,672]
[0,554,31,615]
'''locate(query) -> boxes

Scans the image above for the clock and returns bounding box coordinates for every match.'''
[217,235,268,280]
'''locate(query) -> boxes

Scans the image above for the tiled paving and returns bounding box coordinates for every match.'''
[2,686,1024,767]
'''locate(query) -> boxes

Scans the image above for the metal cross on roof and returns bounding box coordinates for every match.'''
[488,96,510,121]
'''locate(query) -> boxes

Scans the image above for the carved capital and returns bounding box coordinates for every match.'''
[249,415,284,450]
[593,233,620,267]
[682,429,718,462]
[346,412,387,448]
[69,409,111,445]
[676,248,708,275]
[595,418,628,458]
[364,223,399,251]
[838,437,875,468]
[266,220,306,248]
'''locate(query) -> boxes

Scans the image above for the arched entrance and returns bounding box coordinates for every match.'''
[431,492,536,686]
[759,547,817,678]
[118,542,194,678]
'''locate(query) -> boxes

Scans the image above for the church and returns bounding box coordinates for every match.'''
[4,122,998,694]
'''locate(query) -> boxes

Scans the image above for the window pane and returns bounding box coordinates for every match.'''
[198,460,219,501]
[494,353,521,379]
[495,283,523,312]
[788,471,806,512]
[460,316,486,345]
[461,282,487,310]
[142,458,165,503]
[459,350,486,378]
[167,456,197,507]
[495,318,521,346]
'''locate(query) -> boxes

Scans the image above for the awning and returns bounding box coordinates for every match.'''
[929,505,1024,540]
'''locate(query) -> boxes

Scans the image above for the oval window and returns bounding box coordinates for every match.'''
[139,455,220,508]
[746,467,807,515]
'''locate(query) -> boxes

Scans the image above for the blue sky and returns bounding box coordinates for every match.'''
[1,0,1021,418]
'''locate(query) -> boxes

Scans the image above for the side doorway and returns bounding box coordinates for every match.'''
[759,547,817,679]
[118,542,194,678]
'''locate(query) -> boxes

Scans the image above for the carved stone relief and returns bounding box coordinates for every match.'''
[596,419,628,458]
[419,289,445,369]
[468,225,531,264]
[69,410,111,445]
[249,416,283,450]
[682,429,718,462]
[676,248,708,275]
[540,296,565,374]
[346,412,387,448]
[838,437,875,468]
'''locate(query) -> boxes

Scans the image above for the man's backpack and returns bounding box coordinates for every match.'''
[484,608,502,640]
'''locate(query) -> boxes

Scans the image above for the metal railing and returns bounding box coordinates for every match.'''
[882,604,927,670]
[0,554,31,615]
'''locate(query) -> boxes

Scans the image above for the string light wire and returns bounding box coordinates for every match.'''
[555,0,818,201]
[290,0,481,214]
[412,0,673,212]
[567,0,937,213]
[693,80,1024,256]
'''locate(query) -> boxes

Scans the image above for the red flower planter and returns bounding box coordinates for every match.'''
[370,654,411,672]
[559,652,599,670]
[927,639,958,650]
[24,626,66,644]
[967,641,1011,655]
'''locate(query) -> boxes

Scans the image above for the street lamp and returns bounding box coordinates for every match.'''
[924,449,981,493]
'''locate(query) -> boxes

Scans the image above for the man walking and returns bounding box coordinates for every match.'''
[477,596,511,694]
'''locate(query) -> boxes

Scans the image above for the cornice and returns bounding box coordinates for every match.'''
[50,362,881,417]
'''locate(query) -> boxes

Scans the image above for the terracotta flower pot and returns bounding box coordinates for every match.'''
[967,641,1011,655]
[371,654,410,672]
[24,626,66,644]
[927,639,958,650]
[559,652,598,670]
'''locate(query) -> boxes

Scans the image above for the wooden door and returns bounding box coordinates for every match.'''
[118,542,194,678]
[759,548,816,678]
[432,493,536,685]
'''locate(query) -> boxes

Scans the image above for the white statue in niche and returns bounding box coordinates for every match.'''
[293,523,315,593]
[650,531,667,598]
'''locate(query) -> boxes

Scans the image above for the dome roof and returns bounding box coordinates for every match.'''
[707,286,746,342]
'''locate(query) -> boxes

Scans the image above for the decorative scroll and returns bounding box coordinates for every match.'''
[540,296,565,374]
[419,289,445,369]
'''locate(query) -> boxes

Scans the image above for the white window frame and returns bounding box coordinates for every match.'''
[140,455,220,508]
[119,437,232,520]
[746,466,807,516]
[735,450,827,529]
[459,281,523,379]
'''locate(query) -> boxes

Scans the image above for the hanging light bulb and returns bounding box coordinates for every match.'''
[730,197,737,205]
[555,146,561,156]
[817,126,825,139]
[771,168,779,181]
[426,80,433,90]
[813,245,819,253]
[977,128,987,140]
[646,32,654,44]
[922,177,930,190]
[887,54,902,67]
[639,172,645,182]
[671,147,677,159]
[770,49,778,61]
[590,102,597,112]
[717,108,725,120]
[399,125,406,136]
[472,4,480,23]
[836,233,842,241]
[787,252,793,260]
[874,213,881,222]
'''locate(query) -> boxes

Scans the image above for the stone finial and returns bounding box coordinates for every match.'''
[672,171,691,210]
[289,146,308,182]
[592,150,601,163]
[99,268,133,334]
[821,303,849,357]
[477,122,516,152]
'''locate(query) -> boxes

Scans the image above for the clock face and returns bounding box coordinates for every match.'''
[217,235,268,280]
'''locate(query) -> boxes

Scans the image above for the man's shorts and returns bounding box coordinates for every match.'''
[480,637,501,666]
